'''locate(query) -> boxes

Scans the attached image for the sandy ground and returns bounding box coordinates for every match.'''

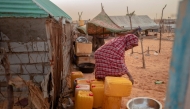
[83,35,173,109]
[121,39,173,108]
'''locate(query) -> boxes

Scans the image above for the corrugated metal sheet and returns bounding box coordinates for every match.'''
[0,0,72,20]
[33,0,72,19]
[109,15,159,30]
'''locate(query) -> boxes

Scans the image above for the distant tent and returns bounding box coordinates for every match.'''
[87,8,126,36]
[109,15,159,31]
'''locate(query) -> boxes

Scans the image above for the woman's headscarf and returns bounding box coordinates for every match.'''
[125,34,138,50]
[94,34,138,79]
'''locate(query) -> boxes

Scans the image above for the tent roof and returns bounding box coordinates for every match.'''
[87,9,126,35]
[109,15,159,30]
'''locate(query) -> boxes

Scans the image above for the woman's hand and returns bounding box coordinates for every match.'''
[129,77,134,85]
[122,72,134,85]
[126,72,134,85]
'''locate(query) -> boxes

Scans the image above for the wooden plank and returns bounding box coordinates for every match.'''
[45,20,53,61]
[165,0,190,109]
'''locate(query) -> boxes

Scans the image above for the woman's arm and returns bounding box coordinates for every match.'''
[122,64,134,84]
[126,72,134,85]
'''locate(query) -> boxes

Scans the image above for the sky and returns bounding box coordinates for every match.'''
[50,0,180,20]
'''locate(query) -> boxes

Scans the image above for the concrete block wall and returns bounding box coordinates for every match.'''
[0,18,73,93]
[0,33,50,84]
[0,18,50,86]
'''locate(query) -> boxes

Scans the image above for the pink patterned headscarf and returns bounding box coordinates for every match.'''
[94,34,138,79]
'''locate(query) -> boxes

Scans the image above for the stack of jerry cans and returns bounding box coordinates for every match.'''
[75,90,93,109]
[91,84,104,108]
[103,76,132,109]
[71,71,83,89]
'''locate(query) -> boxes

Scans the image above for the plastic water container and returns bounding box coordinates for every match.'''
[73,78,86,96]
[90,79,104,90]
[75,84,90,97]
[102,95,122,109]
[75,91,93,109]
[104,76,132,97]
[90,79,104,84]
[73,79,90,96]
[71,71,83,89]
[91,84,104,108]
[77,79,90,85]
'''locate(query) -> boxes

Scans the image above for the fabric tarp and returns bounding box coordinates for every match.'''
[77,25,87,34]
[87,9,126,36]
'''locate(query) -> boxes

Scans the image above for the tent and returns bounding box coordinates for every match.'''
[86,8,126,36]
[109,15,159,31]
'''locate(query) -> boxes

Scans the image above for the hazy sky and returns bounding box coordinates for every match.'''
[50,0,180,20]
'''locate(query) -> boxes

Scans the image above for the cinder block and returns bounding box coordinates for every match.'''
[34,75,45,83]
[33,42,49,51]
[10,42,33,52]
[10,65,21,73]
[29,53,49,63]
[8,54,29,64]
[20,75,30,81]
[44,65,51,74]
[22,64,43,74]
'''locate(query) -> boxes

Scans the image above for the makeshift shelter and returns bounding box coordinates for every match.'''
[87,8,126,36]
[0,0,73,108]
[109,15,159,31]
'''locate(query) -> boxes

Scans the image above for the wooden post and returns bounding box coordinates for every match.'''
[141,39,145,68]
[159,4,167,53]
[147,46,150,55]
[139,34,146,68]
[0,48,14,109]
[127,6,135,54]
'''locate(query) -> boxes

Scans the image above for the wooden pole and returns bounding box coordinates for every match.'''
[138,31,146,68]
[159,4,167,53]
[127,7,133,30]
[140,38,146,68]
[127,6,135,54]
